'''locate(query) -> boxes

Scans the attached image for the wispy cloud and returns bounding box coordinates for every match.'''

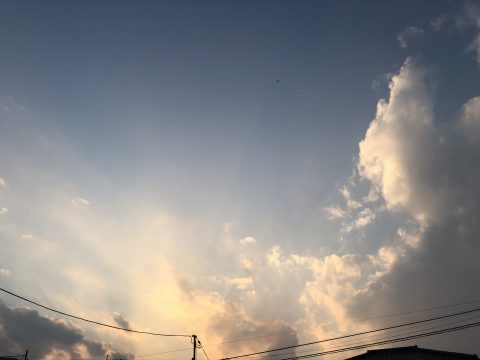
[324,180,382,233]
[460,96,480,142]
[397,26,424,48]
[353,208,376,229]
[340,185,362,209]
[70,197,90,206]
[324,205,347,220]
[430,14,450,31]
[239,236,257,245]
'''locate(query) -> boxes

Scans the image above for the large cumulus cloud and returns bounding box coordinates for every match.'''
[348,57,480,352]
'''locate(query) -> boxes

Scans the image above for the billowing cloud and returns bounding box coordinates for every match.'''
[0,301,134,360]
[0,177,5,189]
[397,26,424,48]
[358,58,439,225]
[346,57,480,352]
[0,207,8,215]
[0,268,10,276]
[185,238,409,359]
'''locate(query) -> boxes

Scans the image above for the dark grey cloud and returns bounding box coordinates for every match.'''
[0,301,134,359]
[113,313,131,330]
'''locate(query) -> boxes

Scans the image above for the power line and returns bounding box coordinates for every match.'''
[135,298,480,359]
[202,347,211,360]
[199,339,211,360]
[251,314,480,360]
[305,314,480,356]
[243,320,480,360]
[273,321,480,360]
[136,347,193,358]
[352,298,480,322]
[221,307,480,360]
[0,287,191,338]
[197,298,480,351]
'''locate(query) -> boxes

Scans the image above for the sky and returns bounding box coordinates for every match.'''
[1,1,480,359]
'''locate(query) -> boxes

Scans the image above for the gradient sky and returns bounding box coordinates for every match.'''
[1,1,480,360]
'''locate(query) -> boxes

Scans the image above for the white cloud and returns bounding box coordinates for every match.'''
[210,275,254,291]
[340,185,362,209]
[340,207,378,233]
[397,26,424,48]
[239,236,256,245]
[324,205,347,220]
[21,233,34,239]
[353,208,376,229]
[0,207,8,215]
[346,57,480,352]
[0,177,5,188]
[363,186,380,203]
[358,57,440,225]
[326,181,382,233]
[0,268,10,276]
[70,197,90,206]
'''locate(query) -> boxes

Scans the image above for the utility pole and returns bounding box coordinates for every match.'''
[23,350,28,360]
[192,335,198,360]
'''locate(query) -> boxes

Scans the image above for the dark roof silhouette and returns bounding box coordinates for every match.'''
[346,346,478,360]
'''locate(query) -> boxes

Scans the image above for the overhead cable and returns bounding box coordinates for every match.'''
[135,299,480,358]
[272,321,480,360]
[196,298,480,350]
[199,339,211,360]
[248,314,480,360]
[352,298,480,322]
[0,287,191,337]
[221,307,480,360]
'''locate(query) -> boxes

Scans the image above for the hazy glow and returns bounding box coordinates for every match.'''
[1,1,480,359]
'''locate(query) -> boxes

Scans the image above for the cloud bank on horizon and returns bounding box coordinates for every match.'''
[1,1,480,360]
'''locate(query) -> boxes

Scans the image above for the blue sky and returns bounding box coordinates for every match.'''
[1,1,480,360]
